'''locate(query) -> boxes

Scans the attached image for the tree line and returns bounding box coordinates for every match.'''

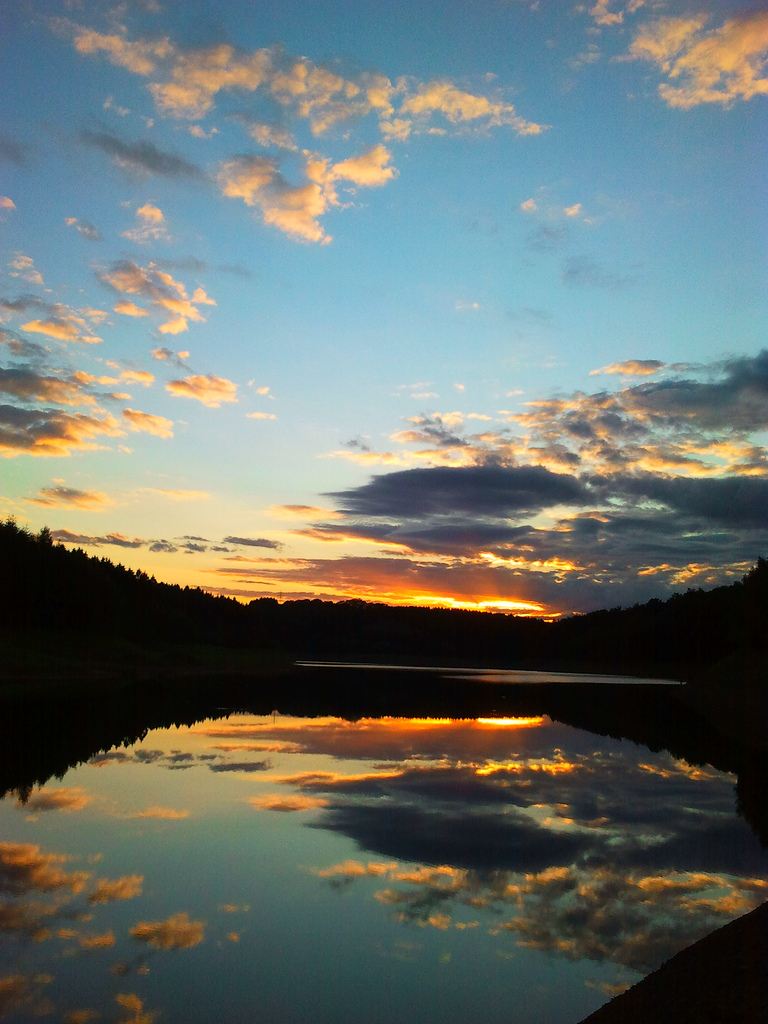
[2,517,766,677]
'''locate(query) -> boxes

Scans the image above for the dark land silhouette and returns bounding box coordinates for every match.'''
[2,517,767,683]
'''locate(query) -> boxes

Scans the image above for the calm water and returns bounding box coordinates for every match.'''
[2,711,766,1024]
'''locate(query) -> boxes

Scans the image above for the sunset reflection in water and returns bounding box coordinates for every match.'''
[1,713,766,1024]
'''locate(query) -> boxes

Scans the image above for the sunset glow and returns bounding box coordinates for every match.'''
[1,1,765,615]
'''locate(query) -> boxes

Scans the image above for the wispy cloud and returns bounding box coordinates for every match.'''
[80,129,205,179]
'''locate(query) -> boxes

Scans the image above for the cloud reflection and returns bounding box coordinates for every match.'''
[129,912,205,950]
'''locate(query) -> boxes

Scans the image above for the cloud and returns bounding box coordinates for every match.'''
[217,154,332,244]
[561,255,634,290]
[20,319,82,342]
[589,0,644,28]
[71,26,174,75]
[80,130,205,179]
[400,81,547,135]
[165,374,237,406]
[590,360,664,377]
[142,488,209,500]
[28,485,112,510]
[51,529,144,549]
[64,218,102,241]
[223,536,282,549]
[328,465,588,518]
[0,842,89,894]
[89,876,144,904]
[99,260,212,333]
[332,145,397,187]
[114,300,148,317]
[123,408,174,438]
[248,794,329,811]
[122,203,169,243]
[129,913,204,949]
[0,132,30,165]
[0,367,96,407]
[208,760,271,773]
[79,931,116,948]
[231,116,298,151]
[17,787,91,813]
[247,411,276,420]
[629,11,768,109]
[131,807,189,819]
[0,406,124,457]
[8,253,44,285]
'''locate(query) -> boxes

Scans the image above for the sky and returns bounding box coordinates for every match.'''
[1,0,767,617]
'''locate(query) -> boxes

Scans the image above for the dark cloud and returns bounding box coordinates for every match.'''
[0,366,84,405]
[614,474,768,530]
[526,224,568,252]
[152,257,207,273]
[622,350,768,432]
[148,540,178,553]
[0,328,48,362]
[328,465,589,519]
[80,130,205,179]
[208,761,271,772]
[216,263,253,278]
[0,404,121,456]
[562,255,635,290]
[223,536,282,549]
[316,801,588,873]
[52,530,144,549]
[0,133,30,165]
[0,294,54,314]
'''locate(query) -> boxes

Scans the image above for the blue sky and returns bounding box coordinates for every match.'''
[1,0,767,614]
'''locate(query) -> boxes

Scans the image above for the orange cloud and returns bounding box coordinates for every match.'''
[114,300,149,317]
[590,359,664,376]
[73,27,174,75]
[20,319,81,341]
[80,931,116,948]
[129,912,204,950]
[132,807,189,819]
[332,144,396,186]
[0,842,89,893]
[630,11,768,108]
[166,374,237,407]
[248,794,329,812]
[100,261,210,334]
[122,408,174,438]
[89,875,144,903]
[401,81,546,135]
[17,787,92,812]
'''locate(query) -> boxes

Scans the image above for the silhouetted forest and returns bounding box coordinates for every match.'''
[2,517,767,678]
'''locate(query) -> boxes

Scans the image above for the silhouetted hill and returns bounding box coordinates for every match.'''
[2,517,767,679]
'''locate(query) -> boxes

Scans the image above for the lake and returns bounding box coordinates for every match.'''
[2,679,767,1024]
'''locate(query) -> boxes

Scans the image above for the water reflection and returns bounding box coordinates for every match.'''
[1,713,766,1024]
